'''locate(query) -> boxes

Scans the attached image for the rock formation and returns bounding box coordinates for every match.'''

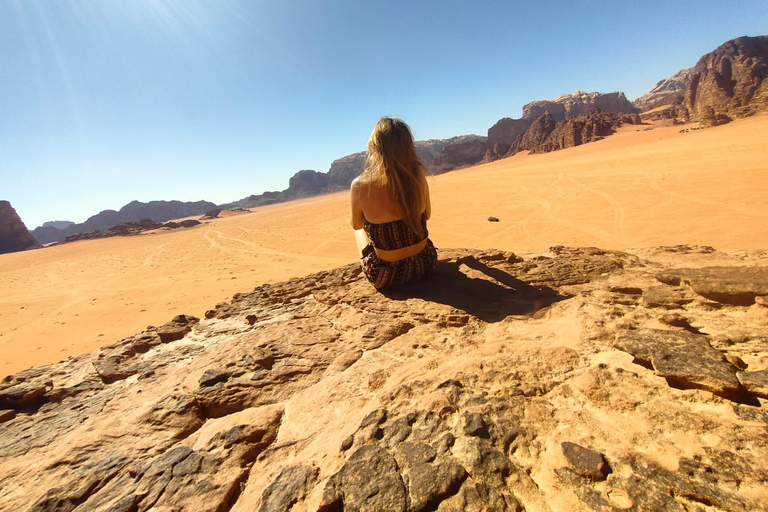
[484,118,531,161]
[430,140,489,174]
[683,35,768,126]
[2,245,767,511]
[525,112,642,155]
[32,200,217,245]
[0,200,40,254]
[522,91,639,123]
[632,68,693,112]
[288,170,331,198]
[56,218,202,244]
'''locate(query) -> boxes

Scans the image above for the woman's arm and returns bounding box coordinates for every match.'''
[423,176,432,220]
[350,178,365,230]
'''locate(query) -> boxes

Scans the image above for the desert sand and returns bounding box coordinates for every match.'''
[2,115,767,377]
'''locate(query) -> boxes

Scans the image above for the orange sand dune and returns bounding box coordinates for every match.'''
[2,116,767,377]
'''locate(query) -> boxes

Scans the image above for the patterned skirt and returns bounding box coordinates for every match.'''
[360,239,438,290]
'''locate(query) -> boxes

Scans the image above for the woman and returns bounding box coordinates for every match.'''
[351,117,438,289]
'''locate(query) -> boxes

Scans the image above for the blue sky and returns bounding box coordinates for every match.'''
[2,0,767,229]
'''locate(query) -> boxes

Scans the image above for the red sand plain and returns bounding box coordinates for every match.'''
[2,116,767,377]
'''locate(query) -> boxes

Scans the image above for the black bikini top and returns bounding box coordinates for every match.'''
[364,212,428,251]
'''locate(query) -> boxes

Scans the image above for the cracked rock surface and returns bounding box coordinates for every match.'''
[1,246,767,511]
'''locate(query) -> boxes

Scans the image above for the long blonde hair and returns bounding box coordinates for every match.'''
[363,117,428,238]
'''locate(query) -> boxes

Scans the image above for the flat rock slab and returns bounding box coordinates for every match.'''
[737,370,768,398]
[656,266,768,306]
[615,329,743,398]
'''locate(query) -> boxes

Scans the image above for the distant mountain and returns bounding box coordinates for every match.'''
[225,135,487,208]
[0,200,40,254]
[32,35,767,235]
[32,200,216,244]
[41,220,75,230]
[632,68,693,112]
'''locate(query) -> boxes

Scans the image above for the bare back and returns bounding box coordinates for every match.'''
[350,174,431,229]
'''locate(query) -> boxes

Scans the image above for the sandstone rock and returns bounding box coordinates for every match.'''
[737,370,768,398]
[1,247,767,512]
[528,111,641,155]
[155,314,199,342]
[657,266,768,306]
[684,35,768,124]
[431,139,488,173]
[522,91,638,123]
[633,68,693,112]
[0,200,40,254]
[615,329,744,399]
[560,442,610,481]
[287,169,330,197]
[258,464,318,512]
[318,445,408,512]
[485,117,531,160]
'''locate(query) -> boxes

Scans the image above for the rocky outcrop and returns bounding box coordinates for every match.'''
[526,112,642,155]
[633,68,693,112]
[1,245,767,511]
[683,35,768,126]
[32,200,217,244]
[327,152,367,190]
[484,118,531,161]
[522,91,639,123]
[508,111,558,154]
[288,170,330,197]
[431,140,489,173]
[56,219,202,244]
[0,200,40,254]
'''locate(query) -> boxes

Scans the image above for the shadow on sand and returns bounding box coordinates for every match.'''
[382,256,568,323]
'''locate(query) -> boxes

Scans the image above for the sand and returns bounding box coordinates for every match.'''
[2,115,767,377]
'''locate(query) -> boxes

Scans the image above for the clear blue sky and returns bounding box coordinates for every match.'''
[2,0,767,229]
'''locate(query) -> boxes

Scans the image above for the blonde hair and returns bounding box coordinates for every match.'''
[363,117,429,238]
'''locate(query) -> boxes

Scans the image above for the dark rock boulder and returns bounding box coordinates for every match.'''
[0,200,40,254]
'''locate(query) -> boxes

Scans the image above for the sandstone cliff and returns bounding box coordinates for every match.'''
[522,91,639,123]
[2,245,767,511]
[0,200,40,254]
[683,35,768,126]
[524,112,642,155]
[632,68,693,112]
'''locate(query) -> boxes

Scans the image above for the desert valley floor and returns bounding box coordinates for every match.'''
[2,115,767,377]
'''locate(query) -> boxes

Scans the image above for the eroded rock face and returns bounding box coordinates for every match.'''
[633,68,693,112]
[684,35,768,125]
[1,246,767,511]
[0,200,40,254]
[522,91,638,123]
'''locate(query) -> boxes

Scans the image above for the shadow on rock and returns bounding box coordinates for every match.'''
[383,256,568,323]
